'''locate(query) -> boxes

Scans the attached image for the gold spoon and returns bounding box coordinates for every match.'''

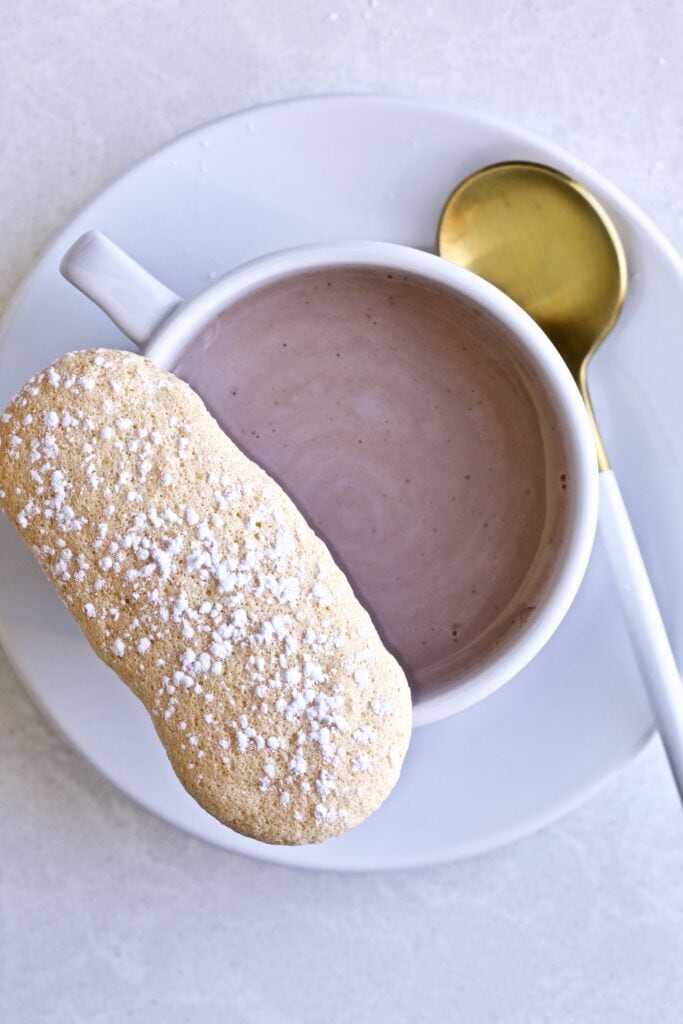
[438,161,683,797]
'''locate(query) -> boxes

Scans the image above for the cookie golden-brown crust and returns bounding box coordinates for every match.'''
[0,349,412,844]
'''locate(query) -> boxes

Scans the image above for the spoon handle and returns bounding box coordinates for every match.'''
[599,469,683,797]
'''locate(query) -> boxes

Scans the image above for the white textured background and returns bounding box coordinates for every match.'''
[2,2,683,1021]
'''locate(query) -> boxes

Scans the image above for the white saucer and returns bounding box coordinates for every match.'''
[1,95,680,871]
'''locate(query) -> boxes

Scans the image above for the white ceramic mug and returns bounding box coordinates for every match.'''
[60,230,598,726]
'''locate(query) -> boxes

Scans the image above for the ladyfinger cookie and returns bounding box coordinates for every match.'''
[0,349,412,844]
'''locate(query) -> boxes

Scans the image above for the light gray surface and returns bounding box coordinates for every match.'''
[1,1,683,1021]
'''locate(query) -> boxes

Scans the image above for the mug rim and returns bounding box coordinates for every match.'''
[144,240,599,727]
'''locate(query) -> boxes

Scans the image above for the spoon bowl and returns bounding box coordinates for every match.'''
[438,161,628,376]
[438,161,628,468]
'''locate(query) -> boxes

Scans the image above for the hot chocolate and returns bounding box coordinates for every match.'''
[174,267,570,698]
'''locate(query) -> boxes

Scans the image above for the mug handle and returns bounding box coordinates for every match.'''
[60,231,182,350]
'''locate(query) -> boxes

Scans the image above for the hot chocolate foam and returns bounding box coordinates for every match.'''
[175,267,569,698]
